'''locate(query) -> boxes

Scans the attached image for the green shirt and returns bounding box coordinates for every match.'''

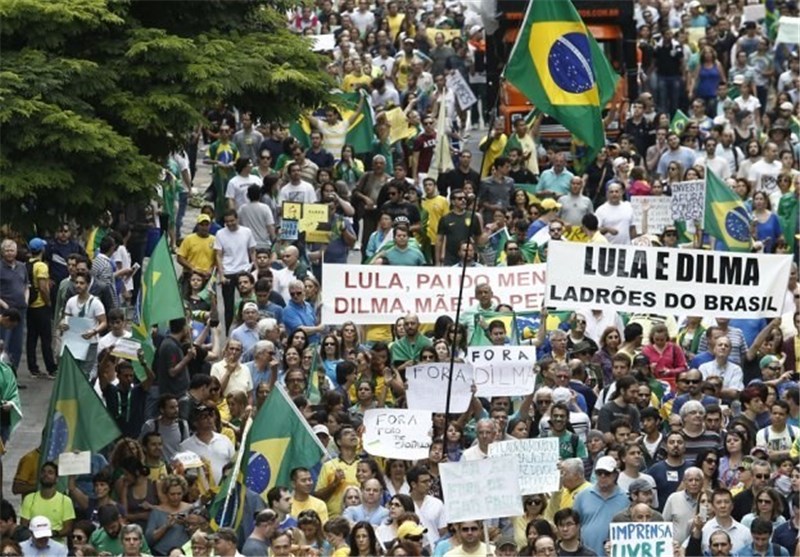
[391,334,433,364]
[89,527,151,556]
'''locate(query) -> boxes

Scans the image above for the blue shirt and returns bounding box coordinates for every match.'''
[537,168,574,196]
[257,301,284,324]
[283,300,320,344]
[230,323,259,362]
[21,538,68,557]
[733,542,790,557]
[342,504,389,526]
[647,460,689,512]
[573,486,629,556]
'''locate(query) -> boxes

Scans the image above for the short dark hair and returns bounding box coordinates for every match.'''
[290,467,310,481]
[190,374,213,390]
[406,464,430,487]
[553,508,580,526]
[581,213,599,231]
[267,486,290,508]
[158,393,178,410]
[751,517,773,536]
[247,184,262,202]
[169,317,186,334]
[335,360,357,386]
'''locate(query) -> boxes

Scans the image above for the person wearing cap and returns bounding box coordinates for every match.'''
[573,455,629,556]
[177,404,235,484]
[242,509,278,556]
[525,198,562,241]
[21,515,67,557]
[24,237,56,378]
[614,476,665,522]
[493,534,518,557]
[209,527,241,557]
[177,213,216,282]
[537,152,574,197]
[595,182,635,245]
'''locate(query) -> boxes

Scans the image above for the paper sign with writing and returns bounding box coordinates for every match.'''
[630,196,674,234]
[670,180,705,223]
[405,363,472,413]
[282,202,331,243]
[61,316,94,360]
[58,451,91,476]
[111,338,141,361]
[777,17,800,45]
[466,345,536,397]
[609,522,674,557]
[440,456,523,522]
[363,409,432,460]
[446,71,478,111]
[488,438,560,495]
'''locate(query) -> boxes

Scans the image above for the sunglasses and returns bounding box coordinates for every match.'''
[421,355,436,360]
[704,458,718,464]
[460,526,479,532]
[754,473,771,479]
[323,342,336,346]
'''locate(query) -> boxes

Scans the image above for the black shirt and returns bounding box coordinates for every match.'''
[154,336,188,398]
[436,167,481,197]
[437,211,482,265]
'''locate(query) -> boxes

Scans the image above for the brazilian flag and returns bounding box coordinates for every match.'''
[704,168,752,252]
[333,90,375,154]
[670,109,690,136]
[289,115,312,150]
[503,0,618,154]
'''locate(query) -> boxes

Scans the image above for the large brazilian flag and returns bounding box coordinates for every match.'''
[503,0,618,154]
[704,168,752,252]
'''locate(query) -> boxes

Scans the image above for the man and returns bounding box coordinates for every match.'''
[119,524,148,557]
[698,336,744,401]
[238,184,275,251]
[747,142,782,195]
[623,100,653,157]
[141,432,168,482]
[407,465,446,547]
[21,516,67,557]
[597,375,640,433]
[45,224,86,311]
[735,518,790,557]
[537,152,574,196]
[20,463,75,540]
[461,418,495,461]
[545,402,588,460]
[696,137,731,180]
[657,132,697,178]
[436,189,484,266]
[716,127,746,177]
[663,467,705,543]
[533,536,558,557]
[354,155,393,242]
[680,400,722,463]
[178,404,234,484]
[242,510,277,556]
[755,400,799,463]
[290,466,329,523]
[550,457,591,514]
[554,508,597,557]
[557,176,593,228]
[773,493,800,555]
[436,151,480,197]
[653,28,684,116]
[283,145,318,186]
[671,369,720,415]
[210,527,241,557]
[225,157,261,211]
[88,505,135,555]
[230,302,260,363]
[377,222,425,266]
[114,358,152,439]
[305,130,334,169]
[0,239,27,373]
[612,478,665,523]
[277,162,316,204]
[698,319,748,367]
[581,213,609,245]
[411,115,437,183]
[204,123,239,220]
[646,431,689,512]
[343,478,389,525]
[507,147,537,185]
[177,214,216,283]
[504,116,540,178]
[152,317,194,411]
[573,456,629,556]
[732,460,772,522]
[702,489,752,554]
[478,157,514,224]
[214,209,256,331]
[282,279,323,344]
[25,238,55,378]
[595,183,635,245]
[391,313,432,371]
[269,530,293,557]
[421,177,449,256]
[140,394,191,462]
[444,520,490,557]
[267,486,298,529]
[645,127,669,175]
[314,426,360,518]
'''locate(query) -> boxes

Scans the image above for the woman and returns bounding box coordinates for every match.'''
[320,333,344,386]
[290,329,310,354]
[641,324,687,388]
[59,270,107,375]
[583,147,613,205]
[432,339,450,362]
[719,429,748,488]
[349,380,386,421]
[384,460,410,497]
[445,422,466,462]
[390,317,406,346]
[695,448,722,491]
[207,376,231,423]
[298,509,332,556]
[356,458,389,498]
[519,518,556,556]
[752,191,782,252]
[334,144,364,190]
[304,275,323,311]
[376,494,415,546]
[512,188,531,215]
[418,346,437,363]
[118,457,159,530]
[677,317,705,362]
[340,321,367,356]
[741,487,786,529]
[445,322,468,360]
[664,161,685,187]
[184,270,212,320]
[342,485,362,514]
[349,521,382,557]
[189,530,212,557]
[145,475,194,556]
[593,326,622,385]
[734,80,762,127]
[68,471,124,526]
[513,496,550,550]
[507,418,530,439]
[282,344,304,378]
[68,520,96,555]
[689,46,725,108]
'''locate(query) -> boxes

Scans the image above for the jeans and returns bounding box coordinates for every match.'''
[26,305,56,374]
[176,190,189,239]
[0,309,25,373]
[656,75,682,118]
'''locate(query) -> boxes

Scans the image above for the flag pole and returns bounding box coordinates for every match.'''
[220,416,253,528]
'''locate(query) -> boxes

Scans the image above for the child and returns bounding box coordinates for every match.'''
[323,516,352,557]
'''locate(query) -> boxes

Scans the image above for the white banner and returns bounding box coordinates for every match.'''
[630,196,674,234]
[545,243,792,319]
[777,17,800,45]
[466,345,537,397]
[363,409,432,460]
[488,438,560,495]
[609,523,674,557]
[446,71,478,111]
[321,264,547,324]
[440,456,523,522]
[670,180,705,223]
[405,363,473,413]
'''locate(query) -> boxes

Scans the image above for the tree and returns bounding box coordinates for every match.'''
[0,0,331,230]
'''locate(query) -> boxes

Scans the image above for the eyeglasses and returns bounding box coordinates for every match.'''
[768,365,782,371]
[684,379,700,384]
[290,291,304,296]
[537,399,552,404]
[323,342,336,347]
[460,526,479,532]
[596,470,614,477]
[526,499,543,506]
[421,355,436,360]
[704,458,718,464]
[754,473,771,479]
[72,535,87,541]
[758,498,773,504]
[424,121,434,125]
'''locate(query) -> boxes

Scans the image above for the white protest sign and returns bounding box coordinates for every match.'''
[321,264,547,324]
[545,242,792,319]
[446,71,478,110]
[777,17,800,45]
[488,438,560,495]
[61,316,94,360]
[405,363,472,413]
[58,451,91,476]
[111,338,141,361]
[743,3,765,21]
[670,180,705,222]
[311,34,336,51]
[440,456,523,522]
[363,409,432,460]
[630,196,674,234]
[609,522,674,557]
[466,345,536,397]
[172,451,205,469]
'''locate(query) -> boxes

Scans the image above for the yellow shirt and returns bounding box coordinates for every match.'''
[342,74,372,93]
[20,491,76,540]
[316,458,359,518]
[291,495,329,523]
[29,260,49,308]
[177,233,216,274]
[14,448,40,493]
[421,195,450,244]
[479,134,508,177]
[445,542,493,557]
[387,13,405,40]
[147,462,169,483]
[332,546,351,557]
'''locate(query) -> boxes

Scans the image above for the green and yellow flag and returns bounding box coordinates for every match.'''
[704,168,752,252]
[670,109,690,136]
[334,91,375,154]
[503,0,618,154]
[140,234,185,328]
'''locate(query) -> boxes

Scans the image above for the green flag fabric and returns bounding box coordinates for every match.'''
[335,91,375,154]
[503,0,619,153]
[670,109,690,136]
[0,361,22,440]
[40,349,121,465]
[704,168,752,252]
[777,192,798,253]
[289,116,312,150]
[141,234,184,328]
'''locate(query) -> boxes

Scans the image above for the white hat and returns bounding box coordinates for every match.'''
[688,0,702,9]
[712,115,728,126]
[595,455,618,473]
[30,516,53,539]
[733,74,746,85]
[313,424,330,437]
[469,25,483,36]
[552,387,572,404]
[780,101,794,111]
[242,301,258,312]
[612,156,628,169]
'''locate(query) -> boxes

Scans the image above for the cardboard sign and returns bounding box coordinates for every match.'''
[110,338,141,361]
[488,438,560,495]
[440,456,524,522]
[405,363,472,413]
[777,17,800,45]
[466,345,536,397]
[446,71,478,110]
[363,409,432,460]
[609,522,674,557]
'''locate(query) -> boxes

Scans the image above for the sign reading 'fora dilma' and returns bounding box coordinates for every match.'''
[546,243,792,319]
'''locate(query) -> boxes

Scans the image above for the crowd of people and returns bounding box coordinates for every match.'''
[1,0,800,556]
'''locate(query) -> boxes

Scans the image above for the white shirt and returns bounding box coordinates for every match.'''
[415,495,447,547]
[584,310,624,344]
[178,432,235,484]
[595,201,635,245]
[460,444,488,461]
[214,226,256,275]
[64,295,106,344]
[695,155,730,180]
[210,360,254,396]
[278,181,316,204]
[748,159,782,195]
[701,517,752,554]
[698,359,744,390]
[225,174,262,210]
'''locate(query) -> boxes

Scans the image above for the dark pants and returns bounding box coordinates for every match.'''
[657,75,682,117]
[0,309,25,373]
[26,305,56,374]
[221,274,239,332]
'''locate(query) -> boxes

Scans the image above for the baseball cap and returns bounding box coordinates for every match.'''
[738,456,755,470]
[751,446,769,457]
[571,340,594,354]
[403,37,415,43]
[312,424,331,437]
[629,478,653,494]
[540,198,561,211]
[197,214,212,224]
[193,403,215,417]
[760,355,780,369]
[469,25,483,36]
[28,237,46,253]
[733,74,746,85]
[397,521,427,540]
[207,527,237,544]
[595,455,618,473]
[242,302,259,312]
[495,535,516,549]
[780,101,795,111]
[612,156,628,169]
[586,429,605,443]
[552,387,572,405]
[30,516,52,539]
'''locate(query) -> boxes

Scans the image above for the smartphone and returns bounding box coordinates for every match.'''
[131,262,141,274]
[699,505,708,522]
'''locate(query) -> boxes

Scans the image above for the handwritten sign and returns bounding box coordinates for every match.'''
[111,338,140,361]
[777,17,800,45]
[630,196,674,234]
[466,345,536,397]
[670,180,705,222]
[405,363,472,413]
[440,456,523,522]
[488,438,560,495]
[282,202,331,243]
[446,71,478,111]
[363,409,432,460]
[756,172,780,196]
[609,522,674,557]
[58,451,92,476]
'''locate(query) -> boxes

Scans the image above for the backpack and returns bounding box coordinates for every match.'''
[26,260,39,303]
